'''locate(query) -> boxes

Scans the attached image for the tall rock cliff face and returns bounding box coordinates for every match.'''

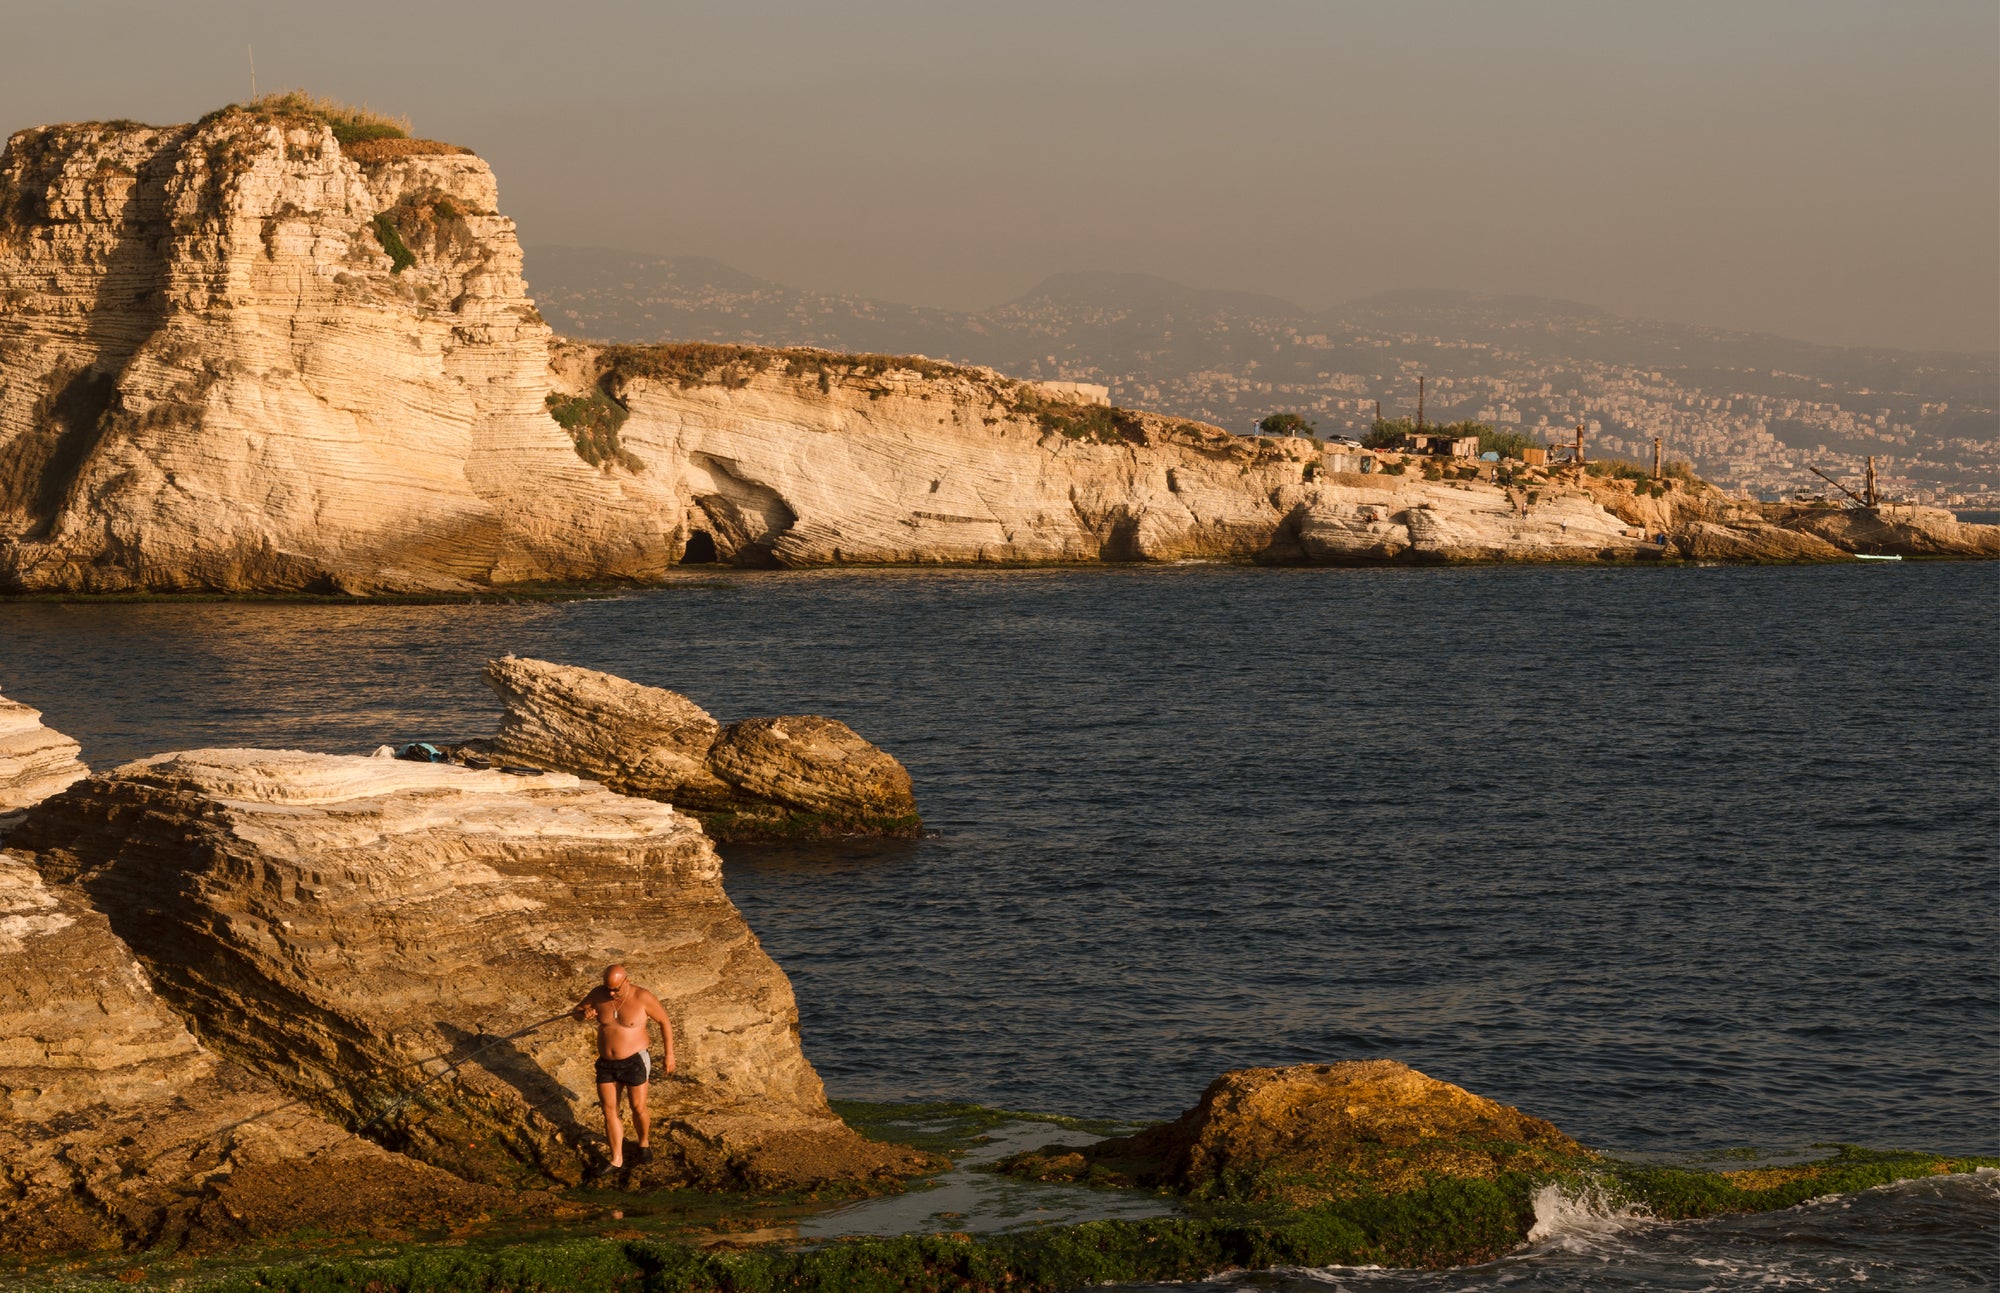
[0,109,672,593]
[1,109,1991,592]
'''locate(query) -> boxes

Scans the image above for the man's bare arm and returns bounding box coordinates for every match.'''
[644,992,677,1072]
[571,987,604,1021]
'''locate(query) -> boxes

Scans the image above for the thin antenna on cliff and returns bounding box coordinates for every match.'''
[1416,377,1425,431]
[248,45,257,100]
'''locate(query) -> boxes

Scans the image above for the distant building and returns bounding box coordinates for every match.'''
[1402,432,1480,458]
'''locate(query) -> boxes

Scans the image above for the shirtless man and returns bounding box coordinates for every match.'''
[572,964,675,1173]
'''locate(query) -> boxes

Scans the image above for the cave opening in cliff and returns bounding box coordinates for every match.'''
[682,530,718,564]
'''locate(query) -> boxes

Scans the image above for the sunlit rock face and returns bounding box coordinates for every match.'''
[0,112,674,593]
[10,748,934,1193]
[481,654,921,841]
[9,109,1973,591]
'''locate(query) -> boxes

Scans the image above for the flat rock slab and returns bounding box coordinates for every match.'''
[12,749,932,1193]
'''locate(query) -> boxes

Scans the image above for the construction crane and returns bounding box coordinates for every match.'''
[1806,455,1878,508]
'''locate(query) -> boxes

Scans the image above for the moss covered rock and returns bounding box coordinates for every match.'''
[1005,1060,1590,1205]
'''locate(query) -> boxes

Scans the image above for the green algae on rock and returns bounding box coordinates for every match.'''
[1001,1059,1591,1205]
[74,1147,1991,1292]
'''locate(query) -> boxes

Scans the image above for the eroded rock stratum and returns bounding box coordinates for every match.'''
[5,107,1987,594]
[10,748,933,1197]
[0,850,524,1255]
[481,654,921,841]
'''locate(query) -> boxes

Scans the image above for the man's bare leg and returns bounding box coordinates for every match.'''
[628,1079,651,1160]
[597,1081,625,1168]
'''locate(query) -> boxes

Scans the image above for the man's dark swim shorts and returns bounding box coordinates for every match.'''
[595,1052,651,1087]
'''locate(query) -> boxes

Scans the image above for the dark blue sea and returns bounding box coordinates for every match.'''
[3,562,1995,1288]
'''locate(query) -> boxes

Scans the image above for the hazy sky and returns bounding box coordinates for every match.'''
[4,1,1995,354]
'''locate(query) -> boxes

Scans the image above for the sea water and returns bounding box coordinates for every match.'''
[2,561,1993,1287]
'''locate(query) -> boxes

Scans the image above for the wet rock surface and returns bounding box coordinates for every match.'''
[1003,1060,1589,1206]
[484,655,921,841]
[11,748,934,1196]
[0,851,518,1255]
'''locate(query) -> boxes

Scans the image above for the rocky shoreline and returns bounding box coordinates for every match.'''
[0,668,1990,1288]
[1,107,1993,598]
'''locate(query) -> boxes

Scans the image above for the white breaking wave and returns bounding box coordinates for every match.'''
[1523,1181,1653,1252]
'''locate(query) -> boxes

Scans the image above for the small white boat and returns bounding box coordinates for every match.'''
[1854,553,1902,561]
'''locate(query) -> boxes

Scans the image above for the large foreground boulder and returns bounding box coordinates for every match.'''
[12,749,933,1194]
[0,852,518,1255]
[0,687,86,833]
[1005,1060,1589,1206]
[483,655,921,842]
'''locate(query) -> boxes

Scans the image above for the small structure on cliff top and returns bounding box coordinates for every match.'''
[1403,432,1481,458]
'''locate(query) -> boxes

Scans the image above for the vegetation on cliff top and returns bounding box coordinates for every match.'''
[596,343,993,394]
[1257,412,1316,437]
[246,91,410,146]
[1010,390,1146,445]
[191,92,471,161]
[594,342,1159,446]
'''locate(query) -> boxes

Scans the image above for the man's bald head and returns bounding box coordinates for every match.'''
[603,964,628,991]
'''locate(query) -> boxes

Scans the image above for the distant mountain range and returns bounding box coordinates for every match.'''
[524,247,2000,502]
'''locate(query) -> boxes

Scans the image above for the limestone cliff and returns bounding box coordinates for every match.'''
[0,108,672,593]
[1,108,1992,592]
[11,748,932,1192]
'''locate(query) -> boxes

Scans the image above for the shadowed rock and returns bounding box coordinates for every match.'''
[1003,1060,1589,1206]
[11,748,935,1195]
[0,851,521,1255]
[483,655,921,842]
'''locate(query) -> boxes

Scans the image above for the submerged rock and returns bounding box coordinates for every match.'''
[0,851,516,1255]
[0,687,86,833]
[11,748,934,1194]
[483,655,921,841]
[1004,1060,1588,1206]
